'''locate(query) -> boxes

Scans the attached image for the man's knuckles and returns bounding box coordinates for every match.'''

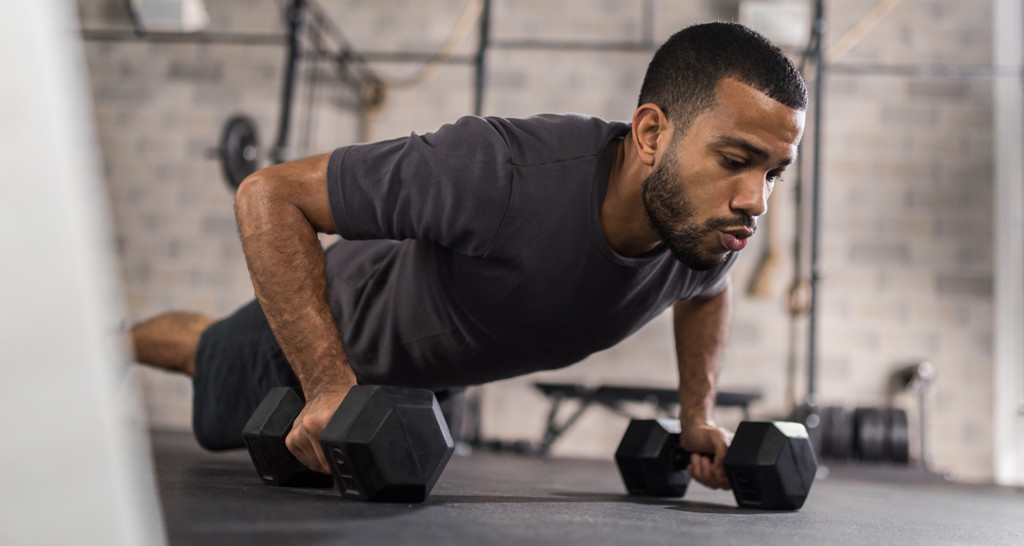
[293,412,330,435]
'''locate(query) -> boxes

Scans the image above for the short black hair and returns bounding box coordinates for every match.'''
[638,22,807,132]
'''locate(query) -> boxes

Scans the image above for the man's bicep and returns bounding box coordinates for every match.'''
[239,153,337,234]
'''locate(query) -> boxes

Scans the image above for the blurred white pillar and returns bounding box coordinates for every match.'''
[993,0,1024,487]
[0,2,167,544]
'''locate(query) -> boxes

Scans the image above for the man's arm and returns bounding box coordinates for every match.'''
[673,279,734,490]
[234,153,357,474]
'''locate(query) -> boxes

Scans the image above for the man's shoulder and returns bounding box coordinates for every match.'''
[444,114,630,165]
[489,113,627,133]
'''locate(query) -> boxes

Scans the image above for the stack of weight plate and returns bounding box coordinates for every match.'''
[819,406,909,464]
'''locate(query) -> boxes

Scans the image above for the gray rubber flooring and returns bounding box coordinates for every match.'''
[152,430,1024,545]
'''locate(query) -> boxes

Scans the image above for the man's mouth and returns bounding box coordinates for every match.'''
[719,228,753,252]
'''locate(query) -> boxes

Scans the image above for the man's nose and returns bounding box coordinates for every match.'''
[730,174,770,218]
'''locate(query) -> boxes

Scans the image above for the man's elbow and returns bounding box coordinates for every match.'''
[234,171,281,230]
[234,154,337,234]
[235,169,265,198]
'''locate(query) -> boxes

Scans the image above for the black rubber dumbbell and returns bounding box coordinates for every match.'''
[242,387,335,488]
[243,385,455,502]
[615,419,818,510]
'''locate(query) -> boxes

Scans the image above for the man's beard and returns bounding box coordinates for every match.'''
[641,150,754,270]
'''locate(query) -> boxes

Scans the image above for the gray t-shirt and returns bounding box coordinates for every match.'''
[324,114,737,390]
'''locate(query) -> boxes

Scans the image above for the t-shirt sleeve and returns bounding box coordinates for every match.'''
[690,251,740,299]
[326,116,513,257]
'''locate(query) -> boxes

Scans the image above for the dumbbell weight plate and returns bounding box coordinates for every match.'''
[724,421,818,510]
[242,387,334,488]
[320,385,455,503]
[614,419,690,497]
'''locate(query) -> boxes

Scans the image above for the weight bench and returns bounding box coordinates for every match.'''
[532,382,762,456]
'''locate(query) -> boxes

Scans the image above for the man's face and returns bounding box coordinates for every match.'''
[642,78,805,270]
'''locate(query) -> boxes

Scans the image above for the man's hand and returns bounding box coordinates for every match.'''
[679,420,734,490]
[284,388,352,474]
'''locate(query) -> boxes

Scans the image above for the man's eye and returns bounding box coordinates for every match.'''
[721,156,746,170]
[768,172,784,184]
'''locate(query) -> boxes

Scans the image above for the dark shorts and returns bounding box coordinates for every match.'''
[191,299,466,451]
[192,299,301,451]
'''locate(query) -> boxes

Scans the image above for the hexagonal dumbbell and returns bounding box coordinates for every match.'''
[615,419,818,510]
[242,387,334,488]
[243,385,454,502]
[319,385,454,502]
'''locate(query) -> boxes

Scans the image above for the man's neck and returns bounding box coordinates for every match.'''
[601,138,661,258]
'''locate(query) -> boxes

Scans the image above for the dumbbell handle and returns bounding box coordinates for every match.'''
[650,419,723,470]
[670,443,721,472]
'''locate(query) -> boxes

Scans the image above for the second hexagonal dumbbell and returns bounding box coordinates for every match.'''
[615,419,818,510]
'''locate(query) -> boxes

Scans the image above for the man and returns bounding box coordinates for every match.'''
[131,22,806,491]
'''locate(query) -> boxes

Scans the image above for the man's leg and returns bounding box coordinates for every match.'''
[130,311,215,376]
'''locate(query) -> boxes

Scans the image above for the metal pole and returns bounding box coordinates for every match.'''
[473,0,491,116]
[272,0,305,164]
[465,0,492,448]
[122,0,145,37]
[807,0,826,409]
[641,0,655,49]
[917,386,928,471]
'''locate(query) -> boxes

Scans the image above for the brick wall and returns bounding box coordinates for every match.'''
[817,0,995,481]
[77,0,998,481]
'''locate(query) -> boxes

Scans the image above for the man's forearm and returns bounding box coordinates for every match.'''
[234,173,356,398]
[673,280,732,424]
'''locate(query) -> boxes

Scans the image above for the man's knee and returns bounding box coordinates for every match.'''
[192,406,246,451]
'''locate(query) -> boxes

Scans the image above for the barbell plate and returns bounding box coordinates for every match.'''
[823,406,854,460]
[220,114,259,190]
[854,407,886,461]
[885,408,910,464]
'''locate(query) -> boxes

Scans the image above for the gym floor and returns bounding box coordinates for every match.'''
[153,430,1022,545]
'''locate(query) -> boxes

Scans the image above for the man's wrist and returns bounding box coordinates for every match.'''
[679,408,715,427]
[302,367,358,400]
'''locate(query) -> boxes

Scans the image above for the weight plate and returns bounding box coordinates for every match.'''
[854,407,885,461]
[220,114,260,190]
[884,408,910,464]
[823,406,853,460]
[787,404,824,460]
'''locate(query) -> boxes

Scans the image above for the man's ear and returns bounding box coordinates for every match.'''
[631,104,671,167]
